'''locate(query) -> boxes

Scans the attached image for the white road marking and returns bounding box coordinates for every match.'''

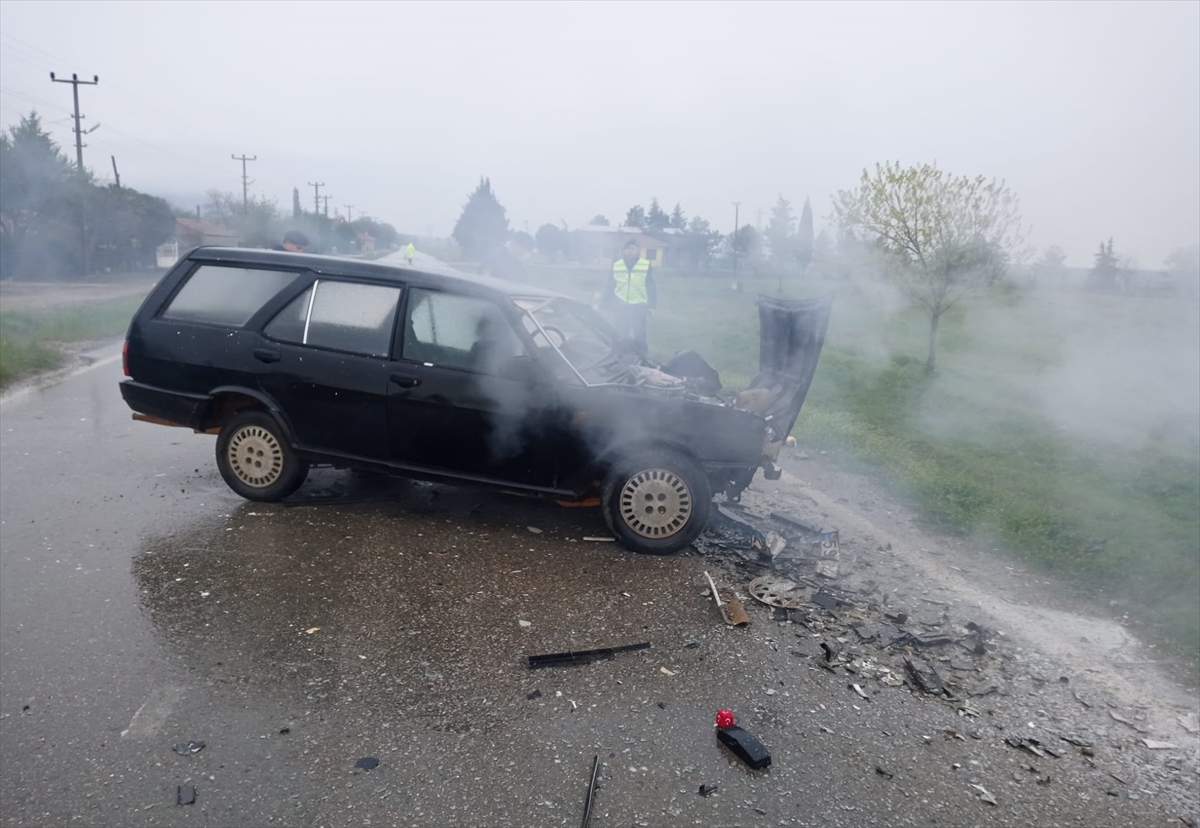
[121,685,184,739]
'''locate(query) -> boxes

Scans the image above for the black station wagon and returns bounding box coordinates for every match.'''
[120,248,831,554]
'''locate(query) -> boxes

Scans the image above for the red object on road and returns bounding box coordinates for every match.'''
[715,709,736,728]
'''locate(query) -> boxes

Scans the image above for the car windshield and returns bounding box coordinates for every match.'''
[512,296,628,385]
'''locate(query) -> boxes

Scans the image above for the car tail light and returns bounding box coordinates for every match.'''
[122,341,130,377]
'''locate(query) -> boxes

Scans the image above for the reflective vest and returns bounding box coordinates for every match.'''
[405,243,416,258]
[612,257,650,305]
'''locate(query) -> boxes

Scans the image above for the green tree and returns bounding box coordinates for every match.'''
[1086,238,1120,293]
[624,204,646,229]
[1163,244,1200,296]
[535,223,566,257]
[645,197,669,232]
[1031,245,1068,288]
[292,187,302,219]
[831,161,1027,372]
[796,197,814,276]
[452,177,510,260]
[589,214,610,226]
[0,111,78,278]
[766,194,794,265]
[669,202,686,230]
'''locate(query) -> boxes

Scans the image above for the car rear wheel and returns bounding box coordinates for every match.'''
[601,448,712,554]
[215,410,309,501]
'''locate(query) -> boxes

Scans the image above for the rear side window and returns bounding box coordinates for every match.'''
[162,265,298,326]
[264,280,401,358]
[403,288,525,373]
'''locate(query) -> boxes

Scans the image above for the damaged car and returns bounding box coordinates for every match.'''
[120,248,832,554]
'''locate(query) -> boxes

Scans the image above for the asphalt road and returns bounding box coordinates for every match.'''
[1,352,1196,827]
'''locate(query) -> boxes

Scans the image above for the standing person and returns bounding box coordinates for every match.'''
[272,230,309,252]
[607,237,657,355]
[405,242,416,265]
[480,233,534,282]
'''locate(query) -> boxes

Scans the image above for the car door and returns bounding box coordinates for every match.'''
[387,287,559,487]
[257,278,403,460]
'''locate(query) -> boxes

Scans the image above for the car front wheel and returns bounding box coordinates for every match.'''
[215,410,309,501]
[601,448,712,554]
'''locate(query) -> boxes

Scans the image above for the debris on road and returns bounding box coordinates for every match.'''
[582,536,615,542]
[970,783,997,806]
[1110,711,1151,732]
[716,725,772,770]
[746,576,804,609]
[770,511,819,534]
[526,689,543,701]
[518,620,533,628]
[703,571,724,607]
[875,766,894,780]
[527,526,543,534]
[527,642,652,669]
[176,785,196,806]
[1142,740,1180,750]
[660,667,677,676]
[580,755,600,828]
[698,783,719,796]
[850,683,870,700]
[715,709,736,728]
[721,592,751,627]
[355,757,380,772]
[304,627,320,635]
[1178,713,1199,734]
[904,658,950,698]
[1005,737,1050,759]
[173,740,205,756]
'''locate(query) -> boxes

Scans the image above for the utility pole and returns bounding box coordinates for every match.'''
[110,156,121,189]
[50,71,98,276]
[345,205,355,222]
[732,202,741,285]
[231,154,256,214]
[321,195,331,217]
[308,181,324,215]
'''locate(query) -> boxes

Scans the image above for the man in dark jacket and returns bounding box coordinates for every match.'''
[272,230,309,252]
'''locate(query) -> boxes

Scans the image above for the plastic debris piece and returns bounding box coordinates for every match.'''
[660,667,676,676]
[850,683,870,700]
[1005,737,1048,758]
[527,641,651,669]
[304,627,320,635]
[815,560,839,579]
[716,725,771,770]
[875,766,894,780]
[747,576,804,609]
[518,620,532,628]
[526,689,543,700]
[582,537,615,542]
[173,740,205,756]
[1178,713,1199,734]
[715,709,736,728]
[698,783,719,796]
[177,785,196,806]
[1142,740,1179,750]
[355,757,380,771]
[581,754,600,828]
[904,658,948,697]
[527,526,543,534]
[971,784,997,805]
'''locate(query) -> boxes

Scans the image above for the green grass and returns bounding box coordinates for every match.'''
[0,297,144,387]
[528,263,1200,658]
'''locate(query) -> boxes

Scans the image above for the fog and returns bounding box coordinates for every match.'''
[1,0,1197,267]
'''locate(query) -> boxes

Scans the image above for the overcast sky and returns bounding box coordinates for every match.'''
[1,0,1196,266]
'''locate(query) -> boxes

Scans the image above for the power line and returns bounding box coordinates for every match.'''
[345,204,355,222]
[50,71,99,276]
[320,194,332,217]
[308,181,324,215]
[232,153,257,213]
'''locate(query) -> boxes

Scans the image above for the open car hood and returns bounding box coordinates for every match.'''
[746,294,834,441]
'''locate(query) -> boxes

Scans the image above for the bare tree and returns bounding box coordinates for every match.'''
[831,161,1028,372]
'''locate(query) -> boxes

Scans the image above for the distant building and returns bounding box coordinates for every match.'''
[571,226,668,266]
[156,217,239,267]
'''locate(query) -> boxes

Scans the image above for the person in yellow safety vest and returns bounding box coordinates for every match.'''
[405,242,416,265]
[607,237,657,355]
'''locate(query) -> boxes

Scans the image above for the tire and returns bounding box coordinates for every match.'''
[601,447,712,555]
[215,410,309,502]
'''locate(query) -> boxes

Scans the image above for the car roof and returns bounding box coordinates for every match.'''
[186,247,561,301]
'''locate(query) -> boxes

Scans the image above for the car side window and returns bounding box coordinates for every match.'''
[403,289,525,374]
[162,265,299,327]
[263,280,401,358]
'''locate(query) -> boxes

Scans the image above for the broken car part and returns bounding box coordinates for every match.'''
[698,783,719,797]
[355,757,380,771]
[580,754,599,828]
[716,725,772,770]
[177,785,196,806]
[527,642,651,669]
[746,576,805,609]
[720,592,751,627]
[173,740,205,756]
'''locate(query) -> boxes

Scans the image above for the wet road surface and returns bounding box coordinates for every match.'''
[2,353,1197,827]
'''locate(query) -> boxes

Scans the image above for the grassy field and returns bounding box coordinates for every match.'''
[0,296,145,387]
[528,262,1200,657]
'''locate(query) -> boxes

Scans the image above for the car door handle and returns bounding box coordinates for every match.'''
[253,349,282,364]
[390,373,421,388]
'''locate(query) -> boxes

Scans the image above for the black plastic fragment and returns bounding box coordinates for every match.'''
[528,642,650,669]
[698,783,719,796]
[355,757,380,771]
[526,689,543,700]
[177,785,196,806]
[580,754,600,828]
[716,725,771,770]
[173,740,205,756]
[812,591,839,610]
